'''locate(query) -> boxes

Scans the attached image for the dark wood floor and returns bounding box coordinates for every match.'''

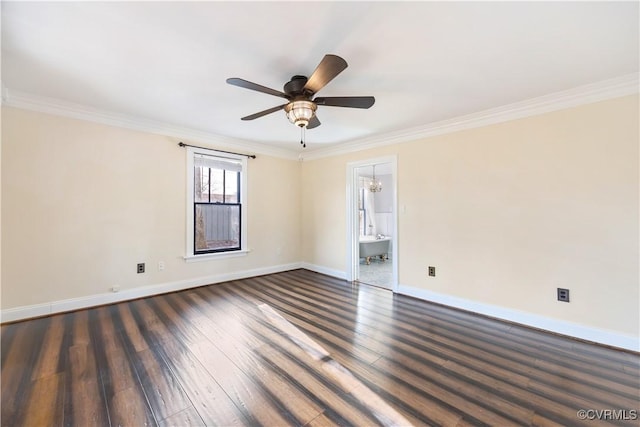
[2,269,639,426]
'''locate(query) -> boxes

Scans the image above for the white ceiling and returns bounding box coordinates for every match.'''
[2,1,638,157]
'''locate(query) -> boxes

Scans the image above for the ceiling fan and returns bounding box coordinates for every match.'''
[226,54,375,147]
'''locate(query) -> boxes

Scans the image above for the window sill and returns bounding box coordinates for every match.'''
[183,249,250,263]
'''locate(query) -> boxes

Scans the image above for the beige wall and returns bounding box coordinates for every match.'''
[1,107,301,309]
[2,95,638,343]
[301,95,639,338]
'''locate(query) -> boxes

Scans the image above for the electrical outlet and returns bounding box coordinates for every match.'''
[111,285,120,293]
[428,266,436,277]
[557,288,570,302]
[137,263,145,274]
[158,261,165,271]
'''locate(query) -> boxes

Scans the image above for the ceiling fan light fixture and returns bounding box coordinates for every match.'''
[285,100,317,128]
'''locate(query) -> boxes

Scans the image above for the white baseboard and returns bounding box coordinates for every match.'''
[289,264,638,352]
[1,262,303,323]
[299,262,347,280]
[398,284,639,352]
[3,264,636,352]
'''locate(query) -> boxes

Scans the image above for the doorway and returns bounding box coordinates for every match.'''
[346,156,398,291]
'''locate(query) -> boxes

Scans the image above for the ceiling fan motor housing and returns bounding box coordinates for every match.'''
[284,75,309,96]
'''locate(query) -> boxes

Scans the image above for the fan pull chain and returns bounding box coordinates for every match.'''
[300,126,306,148]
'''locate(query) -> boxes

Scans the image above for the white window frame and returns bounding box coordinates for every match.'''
[184,146,248,262]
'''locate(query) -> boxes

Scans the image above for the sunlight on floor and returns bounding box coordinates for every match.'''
[257,303,413,427]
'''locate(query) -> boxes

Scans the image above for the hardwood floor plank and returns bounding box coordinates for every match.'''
[440,360,566,427]
[303,411,337,427]
[154,337,250,426]
[193,286,389,425]
[1,318,51,425]
[31,315,66,381]
[21,372,65,427]
[131,347,194,423]
[231,280,382,364]
[532,358,638,404]
[158,406,206,427]
[0,321,19,367]
[210,285,440,425]
[259,274,537,365]
[72,310,92,344]
[63,310,110,427]
[159,293,307,426]
[2,269,638,426]
[65,344,110,426]
[257,346,386,426]
[255,272,638,411]
[132,298,250,426]
[110,301,194,423]
[375,356,536,425]
[117,303,149,352]
[245,272,640,426]
[284,271,630,384]
[173,293,326,425]
[91,306,157,426]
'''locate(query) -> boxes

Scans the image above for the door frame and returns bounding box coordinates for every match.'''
[346,155,398,292]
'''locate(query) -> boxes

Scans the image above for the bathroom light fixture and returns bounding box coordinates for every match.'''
[369,165,383,193]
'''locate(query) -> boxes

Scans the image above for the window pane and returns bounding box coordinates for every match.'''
[225,170,239,203]
[195,204,240,252]
[194,167,209,202]
[209,169,224,203]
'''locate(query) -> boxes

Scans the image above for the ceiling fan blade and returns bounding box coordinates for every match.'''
[307,115,321,129]
[303,54,348,94]
[227,78,289,99]
[241,104,287,121]
[314,96,375,109]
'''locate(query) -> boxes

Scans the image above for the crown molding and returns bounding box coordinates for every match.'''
[301,72,640,161]
[1,89,300,160]
[3,72,637,162]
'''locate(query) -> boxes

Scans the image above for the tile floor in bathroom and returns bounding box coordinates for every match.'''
[358,257,393,289]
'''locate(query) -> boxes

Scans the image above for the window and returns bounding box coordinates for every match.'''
[186,147,247,259]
